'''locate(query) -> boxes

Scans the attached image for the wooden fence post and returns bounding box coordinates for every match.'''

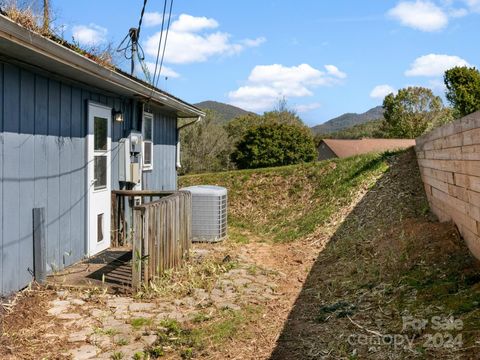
[33,208,47,284]
[132,208,143,291]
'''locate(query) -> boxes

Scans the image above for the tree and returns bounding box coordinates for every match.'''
[231,123,317,169]
[179,110,234,174]
[262,97,305,127]
[382,87,453,138]
[225,98,307,147]
[224,113,263,145]
[445,66,480,118]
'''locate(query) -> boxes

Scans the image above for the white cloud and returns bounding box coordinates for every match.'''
[370,85,396,99]
[295,103,322,113]
[170,14,219,33]
[241,37,267,47]
[405,54,470,76]
[72,24,107,46]
[228,63,346,112]
[143,12,164,27]
[325,65,347,79]
[464,0,480,12]
[144,14,265,64]
[388,1,449,31]
[449,7,469,17]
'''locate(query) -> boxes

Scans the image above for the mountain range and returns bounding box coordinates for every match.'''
[194,101,255,123]
[311,106,385,134]
[195,100,385,134]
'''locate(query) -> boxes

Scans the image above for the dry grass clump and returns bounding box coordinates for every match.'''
[137,249,239,299]
[1,1,50,36]
[1,1,116,68]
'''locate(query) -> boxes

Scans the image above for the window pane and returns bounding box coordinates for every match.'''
[97,213,104,243]
[143,116,152,141]
[144,141,152,165]
[94,155,107,189]
[94,117,108,151]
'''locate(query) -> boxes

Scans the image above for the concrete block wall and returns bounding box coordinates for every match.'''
[416,110,480,260]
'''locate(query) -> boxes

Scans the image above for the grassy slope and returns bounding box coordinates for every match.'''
[181,150,480,358]
[180,152,391,243]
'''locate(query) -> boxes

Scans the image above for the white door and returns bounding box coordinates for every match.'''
[87,102,112,256]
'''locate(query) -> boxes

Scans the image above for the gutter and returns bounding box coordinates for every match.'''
[175,116,203,169]
[177,116,202,130]
[0,14,205,118]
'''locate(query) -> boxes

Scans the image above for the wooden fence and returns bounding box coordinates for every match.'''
[111,190,174,247]
[132,191,192,290]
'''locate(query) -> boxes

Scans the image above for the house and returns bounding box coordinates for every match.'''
[317,138,416,161]
[0,14,204,296]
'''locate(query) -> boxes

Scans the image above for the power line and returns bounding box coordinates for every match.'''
[155,0,174,89]
[150,0,168,88]
[137,0,148,39]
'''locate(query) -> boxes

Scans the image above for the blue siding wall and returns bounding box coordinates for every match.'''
[0,60,179,295]
[143,113,178,191]
[0,63,3,293]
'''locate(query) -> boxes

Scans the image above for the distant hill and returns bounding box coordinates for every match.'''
[194,101,255,123]
[312,106,385,134]
[318,119,387,140]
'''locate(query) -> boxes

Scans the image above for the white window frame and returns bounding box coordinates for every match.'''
[142,111,154,171]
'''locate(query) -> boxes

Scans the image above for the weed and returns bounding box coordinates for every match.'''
[130,318,153,330]
[192,312,211,324]
[93,327,118,336]
[132,352,145,360]
[140,254,240,299]
[115,338,129,346]
[146,346,164,358]
[110,352,124,360]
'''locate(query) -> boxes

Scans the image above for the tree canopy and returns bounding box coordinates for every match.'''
[445,66,480,118]
[231,123,317,169]
[382,86,452,138]
[179,110,234,175]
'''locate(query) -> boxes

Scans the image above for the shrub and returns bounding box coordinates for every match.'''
[231,123,317,169]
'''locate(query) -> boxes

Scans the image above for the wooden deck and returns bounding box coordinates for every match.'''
[47,248,133,293]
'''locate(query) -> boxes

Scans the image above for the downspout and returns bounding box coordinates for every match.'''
[176,116,202,169]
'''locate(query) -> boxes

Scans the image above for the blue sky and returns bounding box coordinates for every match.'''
[55,0,480,126]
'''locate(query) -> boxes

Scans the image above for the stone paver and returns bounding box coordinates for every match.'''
[69,344,99,360]
[47,300,70,315]
[43,252,281,358]
[68,328,91,343]
[57,312,82,320]
[129,302,156,312]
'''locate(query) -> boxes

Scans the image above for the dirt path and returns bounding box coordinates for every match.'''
[2,150,480,359]
[0,237,323,360]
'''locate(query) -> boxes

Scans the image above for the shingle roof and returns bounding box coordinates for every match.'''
[321,139,416,158]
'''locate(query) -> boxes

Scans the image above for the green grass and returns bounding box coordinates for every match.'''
[180,152,393,242]
[130,317,153,329]
[146,308,261,358]
[92,327,119,336]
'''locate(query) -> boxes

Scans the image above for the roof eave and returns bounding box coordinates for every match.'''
[0,14,205,118]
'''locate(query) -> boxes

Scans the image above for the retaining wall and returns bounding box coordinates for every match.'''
[416,111,480,260]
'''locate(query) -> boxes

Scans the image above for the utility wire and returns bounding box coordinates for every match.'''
[150,0,168,88]
[116,0,149,63]
[137,0,148,39]
[155,0,174,89]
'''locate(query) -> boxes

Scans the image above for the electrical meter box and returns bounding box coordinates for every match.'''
[118,132,143,185]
